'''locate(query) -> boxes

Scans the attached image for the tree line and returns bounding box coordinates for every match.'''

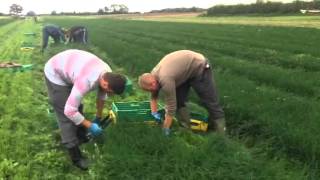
[207,0,320,15]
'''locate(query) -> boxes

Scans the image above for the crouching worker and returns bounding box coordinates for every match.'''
[66,26,88,44]
[44,49,127,170]
[42,24,66,52]
[138,50,225,136]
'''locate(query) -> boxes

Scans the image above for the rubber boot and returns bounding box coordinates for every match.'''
[209,117,226,135]
[68,146,89,170]
[177,107,190,129]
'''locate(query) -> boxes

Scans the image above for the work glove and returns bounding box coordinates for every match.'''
[162,127,171,136]
[92,116,101,126]
[151,112,162,124]
[89,123,103,137]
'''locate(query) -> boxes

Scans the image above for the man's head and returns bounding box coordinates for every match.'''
[99,72,127,95]
[64,29,71,41]
[138,73,159,92]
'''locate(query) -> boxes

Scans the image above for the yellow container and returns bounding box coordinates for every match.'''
[190,119,208,132]
[20,47,34,51]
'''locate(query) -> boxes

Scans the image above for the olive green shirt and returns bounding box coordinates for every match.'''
[151,50,207,116]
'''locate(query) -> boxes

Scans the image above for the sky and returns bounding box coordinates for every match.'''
[0,0,306,14]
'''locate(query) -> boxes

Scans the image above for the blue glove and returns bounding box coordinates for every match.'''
[151,112,161,123]
[92,116,101,125]
[89,123,103,137]
[163,127,171,136]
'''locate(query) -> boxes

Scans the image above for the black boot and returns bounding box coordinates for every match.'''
[208,117,226,135]
[68,146,89,170]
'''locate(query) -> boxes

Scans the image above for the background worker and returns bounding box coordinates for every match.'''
[44,49,127,170]
[138,50,225,136]
[41,24,66,51]
[66,26,88,44]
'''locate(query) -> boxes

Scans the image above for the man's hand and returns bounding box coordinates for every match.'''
[88,123,103,137]
[151,112,161,123]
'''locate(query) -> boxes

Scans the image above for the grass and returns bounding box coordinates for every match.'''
[0,15,319,179]
[45,16,320,177]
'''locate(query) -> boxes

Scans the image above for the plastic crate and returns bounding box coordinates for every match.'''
[11,64,33,72]
[20,47,34,51]
[21,41,34,47]
[190,112,208,132]
[0,64,33,73]
[24,32,36,36]
[111,101,164,122]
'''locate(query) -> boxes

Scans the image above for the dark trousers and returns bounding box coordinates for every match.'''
[42,28,61,50]
[45,77,87,148]
[71,28,88,44]
[176,64,225,121]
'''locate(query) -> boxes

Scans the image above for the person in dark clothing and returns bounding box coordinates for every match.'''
[66,26,88,44]
[42,24,66,51]
[138,50,225,136]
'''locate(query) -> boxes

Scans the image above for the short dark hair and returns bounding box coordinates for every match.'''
[103,72,127,94]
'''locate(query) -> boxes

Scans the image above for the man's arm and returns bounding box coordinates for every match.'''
[162,79,176,129]
[96,88,107,119]
[96,98,105,118]
[150,91,158,113]
[163,114,174,129]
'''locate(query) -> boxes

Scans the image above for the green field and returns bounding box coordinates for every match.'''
[1,15,320,179]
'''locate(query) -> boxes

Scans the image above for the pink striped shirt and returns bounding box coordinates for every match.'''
[44,49,112,125]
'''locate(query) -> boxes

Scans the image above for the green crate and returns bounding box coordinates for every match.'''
[111,101,165,122]
[21,41,34,47]
[20,64,33,72]
[0,64,34,73]
[24,32,36,36]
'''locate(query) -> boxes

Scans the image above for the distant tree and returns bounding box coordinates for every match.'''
[51,11,57,15]
[119,4,129,13]
[97,8,104,15]
[104,6,110,13]
[9,4,23,16]
[26,11,36,16]
[110,4,119,13]
[256,0,264,4]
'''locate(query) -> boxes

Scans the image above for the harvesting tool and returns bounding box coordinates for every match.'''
[86,110,116,140]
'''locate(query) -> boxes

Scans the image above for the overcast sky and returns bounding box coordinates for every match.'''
[0,0,306,14]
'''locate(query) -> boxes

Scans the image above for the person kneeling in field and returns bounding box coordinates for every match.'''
[44,49,127,170]
[41,24,66,52]
[138,50,225,136]
[65,26,88,44]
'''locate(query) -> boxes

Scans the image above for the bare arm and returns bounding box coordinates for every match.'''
[163,114,174,129]
[150,91,159,113]
[96,98,105,118]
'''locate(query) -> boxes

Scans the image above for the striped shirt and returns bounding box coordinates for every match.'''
[44,49,112,125]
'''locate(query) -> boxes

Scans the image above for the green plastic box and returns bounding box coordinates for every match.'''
[0,64,33,73]
[24,32,36,36]
[111,101,165,122]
